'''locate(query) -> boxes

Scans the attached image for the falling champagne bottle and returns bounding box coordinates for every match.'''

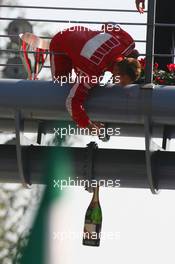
[83,185,102,246]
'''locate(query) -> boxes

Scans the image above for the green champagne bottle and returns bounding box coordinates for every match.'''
[83,186,102,246]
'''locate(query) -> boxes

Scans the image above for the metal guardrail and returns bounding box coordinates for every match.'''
[0,79,175,191]
[0,17,148,25]
[0,0,175,72]
[0,34,147,42]
[0,2,174,79]
[1,3,175,193]
[0,4,147,73]
[0,5,146,12]
[0,144,175,189]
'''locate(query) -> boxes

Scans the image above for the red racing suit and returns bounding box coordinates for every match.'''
[50,24,135,128]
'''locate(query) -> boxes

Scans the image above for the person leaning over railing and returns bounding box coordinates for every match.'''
[50,24,141,133]
[135,0,175,70]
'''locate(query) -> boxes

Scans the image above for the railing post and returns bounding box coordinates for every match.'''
[145,0,156,83]
[142,0,158,194]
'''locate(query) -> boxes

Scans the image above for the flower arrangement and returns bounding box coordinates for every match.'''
[138,58,175,85]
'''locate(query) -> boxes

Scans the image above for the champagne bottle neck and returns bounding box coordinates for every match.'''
[92,186,99,202]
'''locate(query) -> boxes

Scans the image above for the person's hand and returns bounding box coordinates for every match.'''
[135,0,145,14]
[88,121,104,135]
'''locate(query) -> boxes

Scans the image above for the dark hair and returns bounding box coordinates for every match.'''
[116,58,141,82]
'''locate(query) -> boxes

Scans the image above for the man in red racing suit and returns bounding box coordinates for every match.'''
[50,24,141,130]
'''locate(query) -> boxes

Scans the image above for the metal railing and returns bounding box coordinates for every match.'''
[144,0,156,83]
[1,2,175,193]
[0,1,174,81]
[0,4,147,76]
[0,4,146,12]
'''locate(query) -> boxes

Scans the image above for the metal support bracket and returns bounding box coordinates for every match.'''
[84,141,98,193]
[15,110,31,188]
[37,120,46,145]
[141,84,162,194]
[162,125,172,150]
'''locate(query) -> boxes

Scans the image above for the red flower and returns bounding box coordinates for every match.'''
[155,76,165,84]
[159,79,165,84]
[154,63,159,70]
[138,58,146,69]
[167,63,175,72]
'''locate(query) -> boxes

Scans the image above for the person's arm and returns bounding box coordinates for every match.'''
[65,82,104,131]
[135,0,145,13]
[65,82,90,128]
